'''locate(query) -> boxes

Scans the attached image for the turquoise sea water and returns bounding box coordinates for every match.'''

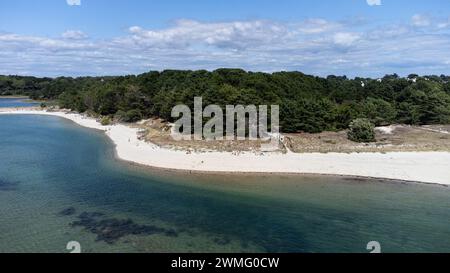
[0,97,38,108]
[1,113,450,253]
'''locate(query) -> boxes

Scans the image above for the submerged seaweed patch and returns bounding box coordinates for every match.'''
[70,212,178,244]
[59,207,76,216]
[213,237,231,246]
[0,178,19,191]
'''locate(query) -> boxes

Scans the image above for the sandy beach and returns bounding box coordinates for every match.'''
[1,108,450,185]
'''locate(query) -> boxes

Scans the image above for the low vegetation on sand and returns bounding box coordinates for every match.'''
[134,118,280,153]
[285,124,450,153]
[100,116,112,126]
[347,118,376,143]
[133,117,450,153]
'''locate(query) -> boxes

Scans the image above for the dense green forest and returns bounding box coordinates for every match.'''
[1,70,450,133]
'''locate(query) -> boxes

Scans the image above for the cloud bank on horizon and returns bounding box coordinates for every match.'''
[0,0,449,78]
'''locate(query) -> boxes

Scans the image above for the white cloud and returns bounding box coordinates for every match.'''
[437,18,450,29]
[66,0,81,6]
[412,14,431,27]
[296,19,340,34]
[62,30,88,40]
[333,32,360,46]
[1,18,450,77]
[127,19,287,50]
[366,0,382,6]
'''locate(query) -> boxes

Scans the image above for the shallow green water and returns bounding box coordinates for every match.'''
[1,114,450,253]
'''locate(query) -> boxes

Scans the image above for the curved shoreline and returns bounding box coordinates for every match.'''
[1,108,450,185]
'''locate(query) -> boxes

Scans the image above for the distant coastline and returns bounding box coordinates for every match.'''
[1,107,450,185]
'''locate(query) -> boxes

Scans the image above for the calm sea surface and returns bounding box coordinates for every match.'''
[1,112,450,253]
[0,97,38,108]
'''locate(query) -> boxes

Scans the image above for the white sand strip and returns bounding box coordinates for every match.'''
[1,108,450,185]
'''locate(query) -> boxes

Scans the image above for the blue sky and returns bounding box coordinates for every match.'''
[0,0,449,77]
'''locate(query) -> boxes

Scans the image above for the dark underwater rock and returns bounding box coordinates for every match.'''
[214,237,231,246]
[70,211,178,244]
[0,178,19,191]
[59,207,76,216]
[165,229,178,237]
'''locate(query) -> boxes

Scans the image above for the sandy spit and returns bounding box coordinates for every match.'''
[1,108,450,185]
